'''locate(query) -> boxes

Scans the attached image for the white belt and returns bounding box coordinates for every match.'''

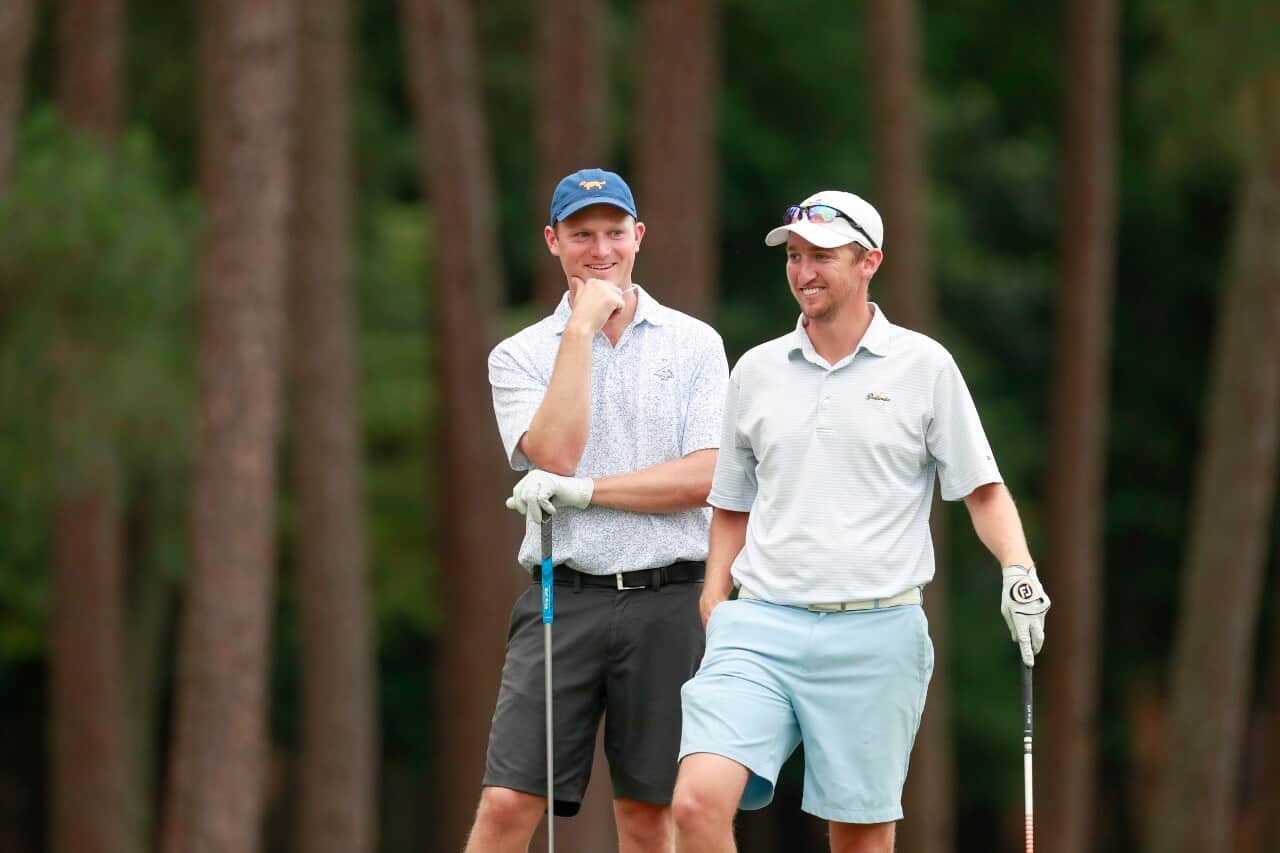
[737,585,922,613]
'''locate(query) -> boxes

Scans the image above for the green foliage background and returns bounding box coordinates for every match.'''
[3,0,1277,849]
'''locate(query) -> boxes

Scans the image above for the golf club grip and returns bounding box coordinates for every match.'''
[541,519,553,625]
[1022,663,1033,853]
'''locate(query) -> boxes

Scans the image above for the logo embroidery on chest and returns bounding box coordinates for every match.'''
[866,392,892,402]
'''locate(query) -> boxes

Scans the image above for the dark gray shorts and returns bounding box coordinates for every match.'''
[482,569,704,815]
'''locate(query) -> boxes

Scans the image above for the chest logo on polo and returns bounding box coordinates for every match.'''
[866,392,892,402]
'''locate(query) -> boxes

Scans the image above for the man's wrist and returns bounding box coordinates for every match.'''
[563,321,598,341]
[703,565,734,598]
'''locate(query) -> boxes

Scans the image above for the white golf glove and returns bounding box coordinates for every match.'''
[505,470,594,523]
[1000,565,1050,667]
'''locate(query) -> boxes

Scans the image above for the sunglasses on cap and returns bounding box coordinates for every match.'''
[783,204,879,249]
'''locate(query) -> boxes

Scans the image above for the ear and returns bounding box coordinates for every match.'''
[544,224,560,256]
[633,220,646,250]
[862,248,884,276]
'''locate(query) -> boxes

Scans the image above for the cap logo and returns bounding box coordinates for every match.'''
[579,179,606,190]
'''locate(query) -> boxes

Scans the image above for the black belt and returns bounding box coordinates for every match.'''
[531,561,705,591]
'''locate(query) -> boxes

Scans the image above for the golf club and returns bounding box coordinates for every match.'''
[1022,662,1034,853]
[541,517,555,852]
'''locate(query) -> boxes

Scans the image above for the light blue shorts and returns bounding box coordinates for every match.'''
[679,598,933,824]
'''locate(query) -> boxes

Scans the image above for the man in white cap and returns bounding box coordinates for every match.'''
[670,191,1050,852]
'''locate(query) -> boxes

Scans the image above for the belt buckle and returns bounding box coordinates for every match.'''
[615,573,646,591]
[807,601,844,612]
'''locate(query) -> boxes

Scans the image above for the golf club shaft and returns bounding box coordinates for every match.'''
[541,518,555,852]
[1022,663,1034,853]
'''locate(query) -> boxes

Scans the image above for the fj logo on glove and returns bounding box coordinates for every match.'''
[1011,581,1038,604]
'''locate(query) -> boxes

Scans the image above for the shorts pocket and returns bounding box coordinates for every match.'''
[705,599,737,639]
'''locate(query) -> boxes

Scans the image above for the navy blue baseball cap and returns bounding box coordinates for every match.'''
[549,168,638,225]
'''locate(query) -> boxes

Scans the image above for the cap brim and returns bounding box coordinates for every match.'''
[554,196,637,224]
[763,221,859,249]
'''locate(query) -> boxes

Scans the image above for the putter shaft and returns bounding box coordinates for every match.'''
[541,519,555,852]
[1022,663,1034,853]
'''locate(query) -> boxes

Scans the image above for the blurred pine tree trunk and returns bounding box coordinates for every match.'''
[57,0,123,141]
[532,4,616,840]
[1145,80,1280,853]
[0,0,35,191]
[534,0,608,311]
[123,489,178,853]
[289,0,378,848]
[1040,2,1118,852]
[160,1,296,851]
[863,3,951,851]
[1258,533,1280,852]
[49,3,130,851]
[633,0,719,320]
[401,0,525,849]
[49,457,130,853]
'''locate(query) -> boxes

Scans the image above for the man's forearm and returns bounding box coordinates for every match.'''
[964,482,1034,567]
[520,327,593,474]
[705,508,748,599]
[588,449,717,513]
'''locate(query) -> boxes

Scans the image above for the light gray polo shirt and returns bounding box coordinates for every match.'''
[709,304,1002,604]
[490,285,729,574]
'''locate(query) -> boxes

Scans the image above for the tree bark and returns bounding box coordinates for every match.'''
[0,0,36,192]
[1145,80,1280,853]
[124,513,177,853]
[57,0,125,141]
[534,0,608,310]
[289,0,378,849]
[49,459,130,853]
[633,0,719,320]
[160,2,295,851]
[863,3,950,850]
[864,0,931,332]
[401,0,525,849]
[1040,3,1118,852]
[50,4,132,850]
[532,5,616,839]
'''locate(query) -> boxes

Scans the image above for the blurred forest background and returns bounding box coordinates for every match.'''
[0,0,1278,851]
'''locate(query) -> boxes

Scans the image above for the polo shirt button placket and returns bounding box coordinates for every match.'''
[817,376,833,433]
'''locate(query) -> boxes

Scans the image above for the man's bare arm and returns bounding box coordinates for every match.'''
[700,508,749,627]
[589,449,717,514]
[963,482,1034,567]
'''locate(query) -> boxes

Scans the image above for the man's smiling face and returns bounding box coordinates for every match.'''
[546,205,645,291]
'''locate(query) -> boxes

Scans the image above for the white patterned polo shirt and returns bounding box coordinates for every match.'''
[710,304,1002,604]
[489,285,729,574]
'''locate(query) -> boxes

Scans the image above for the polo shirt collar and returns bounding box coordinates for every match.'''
[551,283,665,334]
[789,301,893,364]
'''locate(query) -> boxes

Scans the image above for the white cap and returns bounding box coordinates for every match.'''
[764,190,884,251]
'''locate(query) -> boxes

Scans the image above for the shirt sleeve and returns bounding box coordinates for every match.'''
[707,367,759,511]
[926,354,1003,500]
[680,330,730,455]
[488,338,546,471]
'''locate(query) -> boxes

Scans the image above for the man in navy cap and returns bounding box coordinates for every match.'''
[464,169,729,852]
